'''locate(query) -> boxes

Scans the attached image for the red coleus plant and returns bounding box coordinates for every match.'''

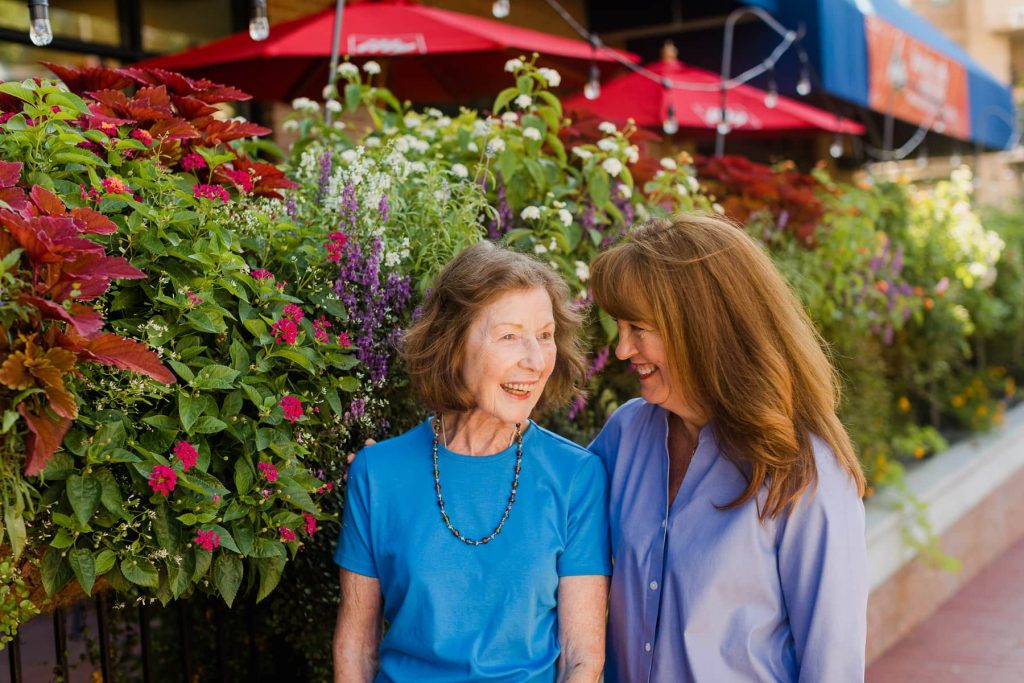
[38,62,296,199]
[695,155,832,247]
[0,160,175,475]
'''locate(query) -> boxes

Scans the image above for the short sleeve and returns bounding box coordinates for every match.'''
[778,441,867,682]
[557,455,611,577]
[588,400,633,472]
[333,450,378,578]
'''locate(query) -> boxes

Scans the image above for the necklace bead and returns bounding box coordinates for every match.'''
[432,416,523,546]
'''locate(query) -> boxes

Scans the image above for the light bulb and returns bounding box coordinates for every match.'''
[663,105,678,135]
[29,16,51,45]
[916,150,928,169]
[716,121,731,136]
[27,1,52,46]
[249,16,269,40]
[492,0,510,18]
[829,137,843,159]
[583,64,600,100]
[950,152,962,167]
[933,119,945,134]
[249,0,269,41]
[764,88,778,109]
[796,71,811,96]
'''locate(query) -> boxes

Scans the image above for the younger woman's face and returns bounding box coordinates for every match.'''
[614,318,706,426]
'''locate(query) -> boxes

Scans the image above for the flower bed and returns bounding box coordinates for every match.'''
[1,58,1022,674]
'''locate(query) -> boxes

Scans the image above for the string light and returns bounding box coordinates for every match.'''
[492,0,510,19]
[796,67,811,96]
[662,103,679,135]
[950,148,962,166]
[716,120,731,136]
[249,0,269,41]
[27,0,52,46]
[829,134,843,158]
[916,146,928,168]
[764,66,778,109]
[583,59,601,100]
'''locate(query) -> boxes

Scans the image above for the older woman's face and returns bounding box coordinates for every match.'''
[461,287,557,427]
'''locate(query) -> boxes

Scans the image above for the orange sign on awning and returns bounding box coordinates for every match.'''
[866,14,970,139]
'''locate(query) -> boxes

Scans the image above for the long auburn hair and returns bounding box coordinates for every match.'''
[590,214,865,519]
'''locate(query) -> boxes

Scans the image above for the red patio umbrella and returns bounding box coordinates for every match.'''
[138,0,636,103]
[564,55,865,138]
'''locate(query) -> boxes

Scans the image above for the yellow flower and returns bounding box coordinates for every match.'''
[1006,378,1017,397]
[913,447,926,459]
[898,397,911,412]
[951,395,965,408]
[976,404,988,417]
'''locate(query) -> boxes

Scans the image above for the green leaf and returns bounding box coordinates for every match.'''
[68,548,96,595]
[186,310,226,334]
[41,546,72,596]
[179,390,203,432]
[0,81,34,101]
[143,414,179,432]
[95,469,127,519]
[234,458,254,495]
[250,537,286,558]
[176,513,198,526]
[191,364,240,390]
[2,500,27,557]
[168,552,195,598]
[153,503,181,554]
[193,416,228,434]
[230,339,250,373]
[193,546,213,580]
[121,558,160,588]
[50,528,74,549]
[211,525,239,553]
[94,549,116,576]
[94,420,127,448]
[256,556,286,602]
[166,359,195,383]
[222,391,243,419]
[273,348,313,372]
[232,523,255,556]
[338,376,360,392]
[67,475,102,526]
[214,554,243,606]
[492,86,518,114]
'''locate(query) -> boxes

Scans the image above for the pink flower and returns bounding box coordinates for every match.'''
[258,461,278,483]
[102,176,130,195]
[194,529,220,552]
[193,183,230,202]
[280,526,297,543]
[325,231,348,263]
[181,153,206,171]
[99,121,118,135]
[337,332,351,348]
[213,494,220,503]
[186,289,204,305]
[271,318,299,345]
[251,268,274,280]
[173,441,199,471]
[304,513,318,537]
[149,465,177,497]
[313,315,331,344]
[224,169,254,193]
[279,394,303,424]
[131,128,153,146]
[0,112,16,125]
[283,304,304,323]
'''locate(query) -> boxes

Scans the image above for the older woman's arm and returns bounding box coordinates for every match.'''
[333,569,382,683]
[556,575,609,682]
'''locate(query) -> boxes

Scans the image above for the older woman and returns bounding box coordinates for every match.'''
[332,242,611,682]
[589,214,868,682]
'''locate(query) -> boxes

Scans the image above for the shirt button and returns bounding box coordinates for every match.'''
[661,519,667,528]
[649,581,658,590]
[644,642,652,652]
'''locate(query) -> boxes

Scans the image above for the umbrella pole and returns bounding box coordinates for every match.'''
[326,0,347,125]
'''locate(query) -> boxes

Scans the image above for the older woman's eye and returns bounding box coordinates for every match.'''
[501,333,516,341]
[538,331,554,341]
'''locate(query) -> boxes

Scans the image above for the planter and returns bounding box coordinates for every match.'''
[865,402,1024,662]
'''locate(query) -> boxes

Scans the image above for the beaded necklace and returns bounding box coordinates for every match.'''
[432,416,523,546]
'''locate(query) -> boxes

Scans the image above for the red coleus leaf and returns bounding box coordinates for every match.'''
[19,404,73,476]
[0,187,28,213]
[199,119,272,145]
[29,185,67,216]
[191,84,250,104]
[170,95,220,120]
[79,111,136,131]
[0,212,104,264]
[22,296,105,336]
[87,89,133,117]
[69,207,117,235]
[148,118,200,141]
[63,332,176,385]
[231,157,298,198]
[42,61,134,96]
[0,160,22,188]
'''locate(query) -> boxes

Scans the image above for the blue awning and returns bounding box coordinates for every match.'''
[767,0,1016,150]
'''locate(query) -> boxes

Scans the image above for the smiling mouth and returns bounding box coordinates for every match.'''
[633,364,657,380]
[501,382,535,398]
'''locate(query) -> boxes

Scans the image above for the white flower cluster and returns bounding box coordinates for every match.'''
[291,97,320,113]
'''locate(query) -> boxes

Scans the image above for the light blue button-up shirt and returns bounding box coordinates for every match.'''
[590,398,867,683]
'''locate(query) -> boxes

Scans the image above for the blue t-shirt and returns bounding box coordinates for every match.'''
[335,418,611,683]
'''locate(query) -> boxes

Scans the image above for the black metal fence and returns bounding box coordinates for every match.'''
[3,595,276,683]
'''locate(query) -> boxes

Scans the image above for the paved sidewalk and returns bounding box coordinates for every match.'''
[867,536,1024,682]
